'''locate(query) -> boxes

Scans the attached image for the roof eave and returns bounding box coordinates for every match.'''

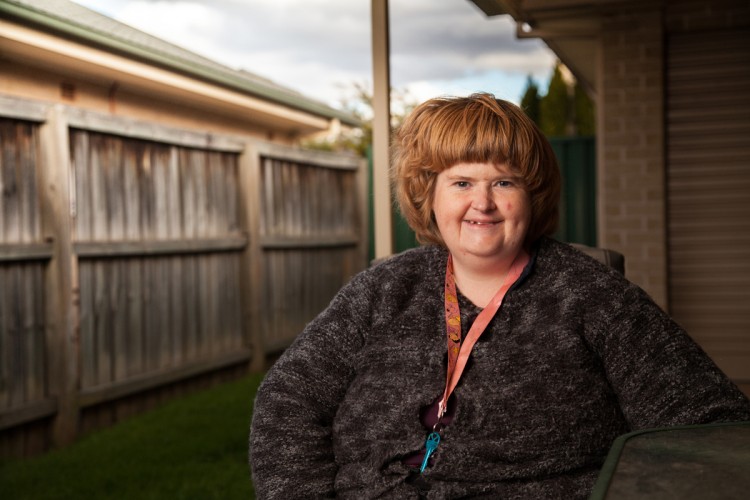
[0,1,361,127]
[469,0,598,94]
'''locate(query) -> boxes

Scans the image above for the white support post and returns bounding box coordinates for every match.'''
[370,0,393,259]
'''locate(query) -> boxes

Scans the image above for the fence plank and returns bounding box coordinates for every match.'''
[228,254,242,349]
[167,148,181,239]
[19,123,40,243]
[225,154,239,233]
[0,124,6,240]
[127,258,144,377]
[153,145,169,240]
[1,121,21,243]
[0,267,20,410]
[183,254,198,362]
[0,266,7,410]
[107,138,125,241]
[78,261,94,389]
[198,254,211,357]
[144,258,158,372]
[122,143,140,240]
[90,135,108,241]
[169,256,183,366]
[180,149,196,239]
[259,157,273,236]
[113,260,127,382]
[32,264,48,401]
[157,257,171,369]
[193,150,208,237]
[141,144,156,240]
[96,261,110,386]
[207,152,219,236]
[71,130,89,240]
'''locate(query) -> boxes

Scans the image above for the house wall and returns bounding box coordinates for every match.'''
[597,7,668,308]
[1,61,295,145]
[596,0,750,391]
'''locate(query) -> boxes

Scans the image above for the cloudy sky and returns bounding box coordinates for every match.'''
[71,0,556,110]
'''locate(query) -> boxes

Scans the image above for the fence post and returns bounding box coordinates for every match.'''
[238,143,265,372]
[39,104,80,446]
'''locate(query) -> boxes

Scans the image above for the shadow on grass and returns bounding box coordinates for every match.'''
[1,373,265,500]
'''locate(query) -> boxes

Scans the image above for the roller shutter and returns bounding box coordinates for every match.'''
[667,28,750,383]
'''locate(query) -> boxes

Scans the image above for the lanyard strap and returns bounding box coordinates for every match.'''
[437,251,529,420]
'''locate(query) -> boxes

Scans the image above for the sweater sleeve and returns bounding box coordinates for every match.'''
[591,284,750,430]
[249,271,372,499]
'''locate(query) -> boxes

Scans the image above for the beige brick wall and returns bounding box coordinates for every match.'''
[597,9,668,308]
[0,61,293,145]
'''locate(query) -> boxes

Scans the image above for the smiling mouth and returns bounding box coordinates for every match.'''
[465,220,499,226]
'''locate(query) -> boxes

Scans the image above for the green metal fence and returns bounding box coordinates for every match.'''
[550,136,597,246]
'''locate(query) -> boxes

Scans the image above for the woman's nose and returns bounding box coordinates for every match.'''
[471,187,496,211]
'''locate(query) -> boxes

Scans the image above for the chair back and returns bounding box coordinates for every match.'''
[570,243,625,274]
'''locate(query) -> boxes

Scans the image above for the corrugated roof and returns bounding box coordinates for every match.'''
[0,0,360,126]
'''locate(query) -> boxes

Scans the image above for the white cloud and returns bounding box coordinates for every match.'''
[71,0,556,107]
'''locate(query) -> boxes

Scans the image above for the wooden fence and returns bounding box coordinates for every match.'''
[0,96,367,457]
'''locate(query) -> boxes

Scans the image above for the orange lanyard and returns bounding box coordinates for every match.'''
[437,251,529,421]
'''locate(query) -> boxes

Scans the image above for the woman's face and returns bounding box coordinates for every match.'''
[432,162,531,268]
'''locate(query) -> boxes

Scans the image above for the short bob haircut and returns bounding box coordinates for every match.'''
[391,93,561,247]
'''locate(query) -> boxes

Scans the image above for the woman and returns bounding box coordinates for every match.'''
[250,93,750,499]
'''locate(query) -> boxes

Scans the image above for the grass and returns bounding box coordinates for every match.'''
[0,372,265,500]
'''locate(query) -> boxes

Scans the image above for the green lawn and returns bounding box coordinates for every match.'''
[0,372,265,500]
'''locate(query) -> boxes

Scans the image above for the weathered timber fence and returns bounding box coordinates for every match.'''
[257,151,366,352]
[0,95,367,457]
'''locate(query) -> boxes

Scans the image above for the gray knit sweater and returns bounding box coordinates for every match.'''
[249,238,750,499]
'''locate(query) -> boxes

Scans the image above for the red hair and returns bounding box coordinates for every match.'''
[391,93,561,246]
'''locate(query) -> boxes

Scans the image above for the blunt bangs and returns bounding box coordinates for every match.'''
[413,99,513,173]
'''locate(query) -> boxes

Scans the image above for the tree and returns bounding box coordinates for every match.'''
[520,75,541,126]
[573,82,595,136]
[301,82,417,158]
[540,62,570,137]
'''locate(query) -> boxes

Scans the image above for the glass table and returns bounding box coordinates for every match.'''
[590,421,750,499]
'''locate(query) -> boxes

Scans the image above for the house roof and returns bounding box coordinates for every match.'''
[469,0,603,96]
[0,0,360,126]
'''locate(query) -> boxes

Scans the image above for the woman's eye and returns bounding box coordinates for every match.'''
[455,181,470,188]
[495,180,512,187]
